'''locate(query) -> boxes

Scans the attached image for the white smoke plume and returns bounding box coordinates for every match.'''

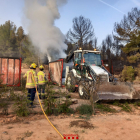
[23,0,67,62]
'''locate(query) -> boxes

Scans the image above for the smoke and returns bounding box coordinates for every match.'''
[23,0,67,62]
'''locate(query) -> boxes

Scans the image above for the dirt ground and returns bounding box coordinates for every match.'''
[1,90,140,140]
[1,67,140,140]
[1,111,140,140]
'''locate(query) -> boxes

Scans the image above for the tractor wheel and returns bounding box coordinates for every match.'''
[66,72,76,92]
[78,81,90,99]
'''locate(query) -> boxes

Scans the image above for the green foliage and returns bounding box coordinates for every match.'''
[16,26,25,44]
[0,20,40,65]
[43,84,56,115]
[76,104,93,115]
[113,101,132,112]
[127,53,140,63]
[121,65,135,82]
[44,96,55,115]
[96,103,116,113]
[44,83,73,115]
[114,8,140,64]
[21,36,39,65]
[133,101,140,107]
[0,20,18,56]
[12,92,30,117]
[0,102,9,115]
[119,104,131,112]
[57,101,74,114]
[66,84,75,92]
[0,82,32,117]
[0,86,11,115]
[0,86,17,115]
[134,65,140,82]
[135,65,140,77]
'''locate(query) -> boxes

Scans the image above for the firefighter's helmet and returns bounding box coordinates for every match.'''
[39,65,44,69]
[30,63,37,69]
[32,63,37,67]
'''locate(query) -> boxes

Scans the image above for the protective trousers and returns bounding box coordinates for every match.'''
[27,88,36,105]
[38,84,45,99]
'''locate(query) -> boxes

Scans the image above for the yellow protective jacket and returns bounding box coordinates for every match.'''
[37,71,46,85]
[23,70,38,88]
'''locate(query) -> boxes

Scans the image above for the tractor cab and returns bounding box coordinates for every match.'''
[74,50,102,67]
[73,49,102,76]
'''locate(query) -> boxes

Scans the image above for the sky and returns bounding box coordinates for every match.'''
[0,0,140,46]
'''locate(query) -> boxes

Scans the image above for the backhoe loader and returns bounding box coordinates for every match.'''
[49,46,140,101]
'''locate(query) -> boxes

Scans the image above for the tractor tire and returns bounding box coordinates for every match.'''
[66,72,76,92]
[78,81,90,99]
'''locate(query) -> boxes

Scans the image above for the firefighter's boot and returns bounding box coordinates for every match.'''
[39,93,41,99]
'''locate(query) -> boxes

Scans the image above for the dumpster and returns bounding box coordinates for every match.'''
[0,57,22,86]
[48,59,73,86]
[49,59,64,86]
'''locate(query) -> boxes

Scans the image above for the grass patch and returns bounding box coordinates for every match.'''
[78,114,91,120]
[133,101,140,107]
[76,104,93,115]
[95,103,116,113]
[113,101,132,112]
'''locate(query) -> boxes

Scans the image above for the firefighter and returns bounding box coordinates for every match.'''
[37,65,47,99]
[23,63,38,108]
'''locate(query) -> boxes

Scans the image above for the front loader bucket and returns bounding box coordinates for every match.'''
[97,82,140,100]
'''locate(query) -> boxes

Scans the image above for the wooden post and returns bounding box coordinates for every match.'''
[65,66,69,84]
[90,87,95,115]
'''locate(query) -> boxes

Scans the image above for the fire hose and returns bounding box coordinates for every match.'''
[31,71,65,140]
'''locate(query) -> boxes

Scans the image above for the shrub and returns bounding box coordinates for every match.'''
[121,65,135,82]
[76,104,93,115]
[57,101,74,114]
[0,79,30,116]
[43,84,56,115]
[127,53,140,63]
[44,83,73,115]
[134,64,140,83]
[12,92,30,117]
[0,101,9,115]
[0,86,12,115]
